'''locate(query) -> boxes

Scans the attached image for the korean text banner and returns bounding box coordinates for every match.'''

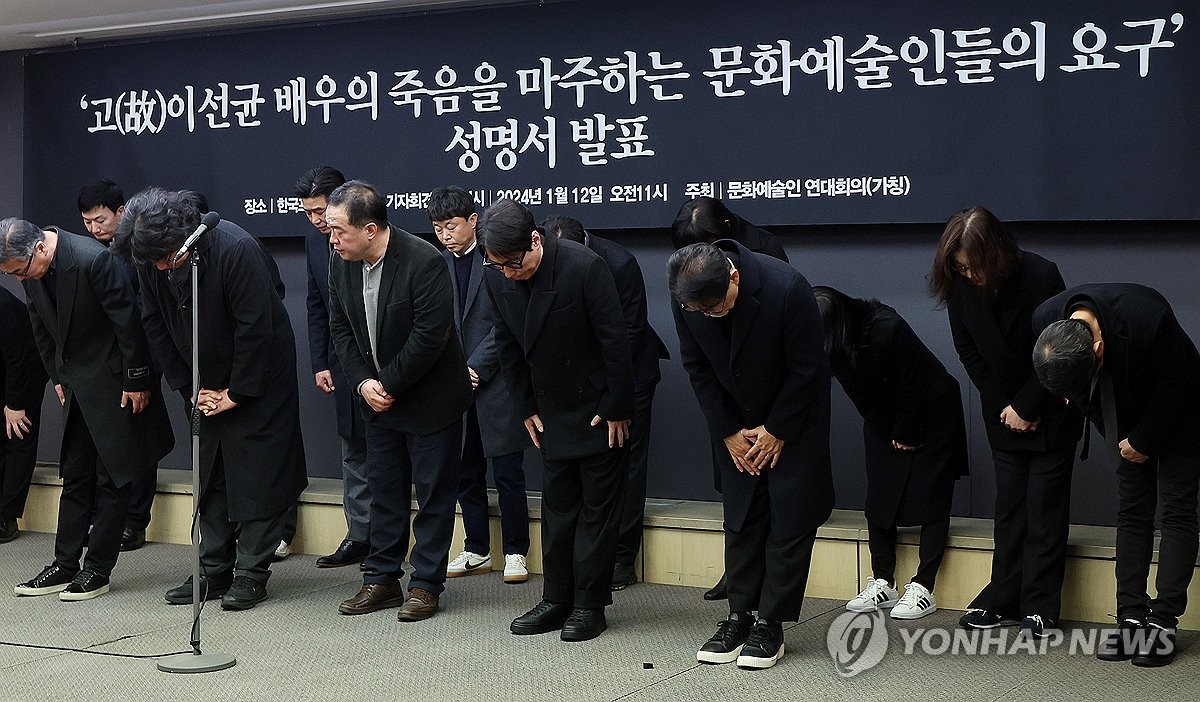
[23,0,1198,235]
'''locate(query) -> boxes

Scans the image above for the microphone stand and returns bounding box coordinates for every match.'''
[157,246,236,674]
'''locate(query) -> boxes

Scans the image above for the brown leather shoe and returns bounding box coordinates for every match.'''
[396,587,439,621]
[338,582,406,615]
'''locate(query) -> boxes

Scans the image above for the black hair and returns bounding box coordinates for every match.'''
[539,215,586,245]
[327,180,388,229]
[670,197,733,250]
[478,199,536,256]
[1033,318,1099,399]
[114,187,201,265]
[427,186,477,222]
[812,285,893,373]
[667,243,731,307]
[929,205,1020,302]
[77,180,125,213]
[294,166,347,199]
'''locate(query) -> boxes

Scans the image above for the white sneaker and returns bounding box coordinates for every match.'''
[846,576,899,612]
[890,581,937,620]
[274,540,292,560]
[503,554,529,584]
[446,551,492,577]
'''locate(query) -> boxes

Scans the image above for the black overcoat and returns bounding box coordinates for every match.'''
[586,234,669,389]
[947,251,1081,452]
[305,227,360,441]
[484,234,634,461]
[138,222,306,521]
[1033,284,1200,458]
[25,229,173,486]
[0,286,48,415]
[831,309,967,527]
[672,239,833,538]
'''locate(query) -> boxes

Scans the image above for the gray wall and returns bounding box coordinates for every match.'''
[4,50,1197,527]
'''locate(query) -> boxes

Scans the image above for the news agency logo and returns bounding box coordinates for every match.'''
[826,609,889,678]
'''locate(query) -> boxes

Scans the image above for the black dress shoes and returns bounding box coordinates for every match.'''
[511,600,573,635]
[120,528,146,552]
[1132,625,1178,667]
[165,573,233,604]
[0,518,19,543]
[1096,617,1146,662]
[317,539,369,568]
[703,572,728,601]
[561,607,607,642]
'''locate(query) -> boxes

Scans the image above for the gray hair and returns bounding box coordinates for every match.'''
[0,218,46,264]
[1033,318,1099,398]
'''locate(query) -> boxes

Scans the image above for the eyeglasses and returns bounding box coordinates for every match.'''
[2,249,35,277]
[679,297,726,315]
[481,248,528,270]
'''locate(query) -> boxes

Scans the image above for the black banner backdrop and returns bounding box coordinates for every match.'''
[23,0,1199,236]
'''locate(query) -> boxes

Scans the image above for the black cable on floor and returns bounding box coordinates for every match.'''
[0,634,189,660]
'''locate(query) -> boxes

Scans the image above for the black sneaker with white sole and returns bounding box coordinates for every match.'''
[736,618,785,670]
[59,569,110,601]
[959,608,1012,630]
[14,564,77,596]
[1019,614,1056,639]
[697,611,754,664]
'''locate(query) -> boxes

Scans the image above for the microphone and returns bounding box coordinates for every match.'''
[172,211,221,265]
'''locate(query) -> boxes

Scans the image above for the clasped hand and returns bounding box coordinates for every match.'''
[725,425,784,475]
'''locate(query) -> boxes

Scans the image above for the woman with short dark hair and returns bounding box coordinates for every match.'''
[813,286,966,620]
[929,206,1081,638]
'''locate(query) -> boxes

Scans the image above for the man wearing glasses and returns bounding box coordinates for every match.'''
[667,240,832,670]
[478,199,632,643]
[1,218,173,601]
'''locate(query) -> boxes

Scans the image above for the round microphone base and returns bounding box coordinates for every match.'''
[156,651,237,674]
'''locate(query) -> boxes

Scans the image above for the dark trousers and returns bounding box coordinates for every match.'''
[0,404,41,521]
[725,473,817,622]
[280,502,298,544]
[124,463,157,531]
[541,446,628,609]
[615,381,657,566]
[458,405,529,557]
[1114,436,1200,629]
[970,447,1074,621]
[868,519,950,590]
[198,452,286,584]
[362,420,461,596]
[54,400,132,578]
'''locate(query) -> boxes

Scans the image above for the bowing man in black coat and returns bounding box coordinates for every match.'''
[929,206,1082,637]
[813,287,967,620]
[118,189,307,610]
[295,166,371,568]
[430,187,532,583]
[540,215,670,591]
[1033,284,1200,666]
[480,199,633,643]
[2,219,173,601]
[0,285,50,543]
[326,181,472,622]
[670,241,833,670]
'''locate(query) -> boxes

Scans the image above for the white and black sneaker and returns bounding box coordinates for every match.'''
[846,576,899,612]
[891,581,937,620]
[59,569,110,601]
[959,608,1012,630]
[697,611,754,664]
[735,618,785,670]
[446,551,491,577]
[14,564,77,596]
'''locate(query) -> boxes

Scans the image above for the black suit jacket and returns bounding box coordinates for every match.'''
[1033,283,1200,458]
[485,234,634,461]
[443,245,530,457]
[0,286,48,414]
[586,234,669,388]
[729,214,788,263]
[948,250,1080,451]
[672,239,833,537]
[329,226,471,436]
[306,227,358,440]
[24,228,173,486]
